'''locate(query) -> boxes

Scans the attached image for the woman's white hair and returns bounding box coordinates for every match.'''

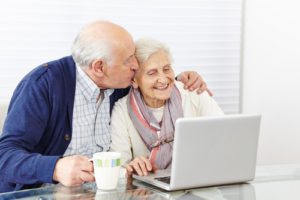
[135,38,173,65]
[71,30,112,67]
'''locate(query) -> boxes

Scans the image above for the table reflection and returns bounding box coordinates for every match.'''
[0,178,255,200]
[2,165,300,200]
[133,181,255,200]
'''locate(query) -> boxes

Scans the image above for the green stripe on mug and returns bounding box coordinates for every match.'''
[95,158,121,168]
[104,160,109,167]
[112,158,121,167]
[97,159,103,167]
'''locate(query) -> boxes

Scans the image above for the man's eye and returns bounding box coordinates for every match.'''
[124,59,131,65]
[124,56,133,65]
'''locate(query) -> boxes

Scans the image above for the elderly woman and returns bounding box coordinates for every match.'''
[110,38,224,177]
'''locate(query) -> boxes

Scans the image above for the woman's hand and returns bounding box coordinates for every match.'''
[125,156,157,177]
[177,71,213,96]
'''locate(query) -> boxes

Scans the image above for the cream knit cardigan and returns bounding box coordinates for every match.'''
[110,81,224,165]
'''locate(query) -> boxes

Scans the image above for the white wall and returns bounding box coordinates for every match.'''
[242,0,300,165]
[0,0,242,114]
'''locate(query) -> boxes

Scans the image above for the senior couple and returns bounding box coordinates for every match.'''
[0,21,222,192]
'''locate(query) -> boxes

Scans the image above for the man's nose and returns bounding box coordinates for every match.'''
[131,57,139,70]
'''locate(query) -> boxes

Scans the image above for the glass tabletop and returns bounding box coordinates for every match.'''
[1,164,300,200]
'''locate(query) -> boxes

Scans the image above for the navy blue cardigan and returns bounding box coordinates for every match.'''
[0,56,130,192]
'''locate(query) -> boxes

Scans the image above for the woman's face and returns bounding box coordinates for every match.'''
[133,50,175,108]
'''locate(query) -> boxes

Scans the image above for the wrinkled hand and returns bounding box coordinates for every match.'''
[177,71,213,96]
[53,155,95,187]
[125,156,158,177]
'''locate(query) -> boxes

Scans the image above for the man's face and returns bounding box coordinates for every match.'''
[105,40,139,88]
[133,50,175,107]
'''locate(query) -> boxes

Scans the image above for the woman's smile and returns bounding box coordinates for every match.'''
[154,84,169,90]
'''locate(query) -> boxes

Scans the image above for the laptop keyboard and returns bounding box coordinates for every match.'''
[155,176,171,184]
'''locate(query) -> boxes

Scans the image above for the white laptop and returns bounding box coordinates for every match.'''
[133,114,261,191]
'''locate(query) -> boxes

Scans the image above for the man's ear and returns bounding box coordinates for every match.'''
[132,77,138,88]
[91,59,105,76]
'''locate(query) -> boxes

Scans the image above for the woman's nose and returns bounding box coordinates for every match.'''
[157,75,168,83]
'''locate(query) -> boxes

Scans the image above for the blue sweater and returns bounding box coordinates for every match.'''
[0,56,130,192]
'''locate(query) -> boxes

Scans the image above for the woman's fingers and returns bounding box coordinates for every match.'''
[132,161,143,176]
[152,165,159,172]
[125,164,134,177]
[127,157,154,176]
[137,159,148,176]
[140,157,152,171]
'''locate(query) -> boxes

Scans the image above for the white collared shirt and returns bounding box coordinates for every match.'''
[63,65,114,157]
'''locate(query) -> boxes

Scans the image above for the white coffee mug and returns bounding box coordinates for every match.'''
[90,152,121,190]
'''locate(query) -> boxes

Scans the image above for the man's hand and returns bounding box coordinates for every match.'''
[53,155,95,187]
[125,156,157,177]
[177,71,213,96]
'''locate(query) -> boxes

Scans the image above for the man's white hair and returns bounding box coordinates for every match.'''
[71,29,112,67]
[135,38,173,65]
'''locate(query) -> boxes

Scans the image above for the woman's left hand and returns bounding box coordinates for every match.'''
[177,71,213,96]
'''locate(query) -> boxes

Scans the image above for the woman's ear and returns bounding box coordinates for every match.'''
[132,77,138,88]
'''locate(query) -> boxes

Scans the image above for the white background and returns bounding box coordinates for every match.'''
[0,0,242,114]
[243,0,300,164]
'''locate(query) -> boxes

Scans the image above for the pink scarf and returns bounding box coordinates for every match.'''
[127,85,184,169]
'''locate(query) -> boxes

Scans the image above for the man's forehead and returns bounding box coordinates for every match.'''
[113,40,134,54]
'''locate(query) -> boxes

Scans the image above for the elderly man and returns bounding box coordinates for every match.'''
[0,21,210,192]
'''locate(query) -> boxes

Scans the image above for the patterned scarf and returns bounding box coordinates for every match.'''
[127,85,184,169]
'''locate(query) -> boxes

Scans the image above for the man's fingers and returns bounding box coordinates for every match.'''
[206,88,213,96]
[78,156,93,172]
[53,155,94,187]
[177,72,189,84]
[175,72,213,95]
[81,162,93,172]
[196,81,206,94]
[187,77,201,91]
[80,171,95,183]
[184,73,198,89]
[68,174,84,187]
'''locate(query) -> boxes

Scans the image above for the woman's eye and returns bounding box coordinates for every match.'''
[147,71,156,75]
